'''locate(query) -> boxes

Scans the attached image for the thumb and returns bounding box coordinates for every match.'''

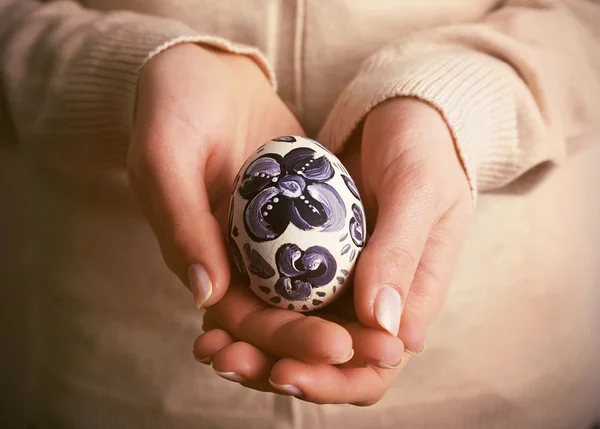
[353,160,437,338]
[354,100,441,337]
[128,113,231,309]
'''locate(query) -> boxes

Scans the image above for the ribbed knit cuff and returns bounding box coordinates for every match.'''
[57,12,275,170]
[319,48,525,203]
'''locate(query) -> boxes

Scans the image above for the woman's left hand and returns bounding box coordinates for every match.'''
[194,98,474,405]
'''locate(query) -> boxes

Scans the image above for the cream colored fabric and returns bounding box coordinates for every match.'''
[2,1,600,195]
[1,0,599,427]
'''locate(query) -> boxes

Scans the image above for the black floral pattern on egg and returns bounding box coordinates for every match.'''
[227,197,235,234]
[244,243,275,279]
[342,174,361,201]
[273,243,337,301]
[228,198,249,281]
[239,148,346,242]
[231,164,244,196]
[349,249,357,262]
[230,237,248,281]
[349,204,365,247]
[272,136,297,143]
[230,136,366,311]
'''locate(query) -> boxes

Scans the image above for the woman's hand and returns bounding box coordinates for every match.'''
[193,97,473,405]
[353,97,473,354]
[128,43,379,369]
[127,43,304,307]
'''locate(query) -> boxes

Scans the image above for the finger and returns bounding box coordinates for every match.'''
[399,206,472,354]
[343,322,406,369]
[193,329,235,364]
[201,312,222,332]
[211,341,277,393]
[269,358,401,405]
[207,282,354,364]
[306,312,406,368]
[128,82,230,309]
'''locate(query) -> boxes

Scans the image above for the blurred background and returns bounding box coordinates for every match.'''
[0,144,30,427]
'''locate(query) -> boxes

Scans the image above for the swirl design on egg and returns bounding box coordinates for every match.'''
[274,244,337,301]
[272,136,297,143]
[349,204,366,247]
[239,148,346,242]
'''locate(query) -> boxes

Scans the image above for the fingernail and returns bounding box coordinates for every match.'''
[194,355,213,365]
[329,348,355,364]
[269,378,303,397]
[188,264,212,308]
[211,362,245,383]
[406,342,427,356]
[376,357,404,370]
[374,285,402,337]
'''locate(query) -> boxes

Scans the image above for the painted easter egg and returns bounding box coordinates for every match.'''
[227,135,366,312]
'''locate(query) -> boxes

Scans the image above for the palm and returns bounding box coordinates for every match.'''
[197,136,409,405]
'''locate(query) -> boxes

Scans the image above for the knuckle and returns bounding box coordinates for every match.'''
[378,154,438,207]
[414,263,443,298]
[130,124,210,178]
[235,302,269,337]
[387,245,419,274]
[161,211,187,243]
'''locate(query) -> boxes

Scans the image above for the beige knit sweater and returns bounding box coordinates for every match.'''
[1,1,600,428]
[2,0,600,195]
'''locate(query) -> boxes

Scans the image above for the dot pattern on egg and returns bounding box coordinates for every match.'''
[227,136,366,312]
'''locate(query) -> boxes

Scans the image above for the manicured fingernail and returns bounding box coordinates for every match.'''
[269,378,303,397]
[187,264,212,308]
[211,363,245,383]
[194,355,213,365]
[406,342,427,356]
[329,348,355,364]
[374,285,402,337]
[376,357,404,370]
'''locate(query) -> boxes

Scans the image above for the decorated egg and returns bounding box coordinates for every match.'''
[227,135,366,312]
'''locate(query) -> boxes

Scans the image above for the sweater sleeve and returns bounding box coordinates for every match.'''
[0,0,276,172]
[318,0,600,199]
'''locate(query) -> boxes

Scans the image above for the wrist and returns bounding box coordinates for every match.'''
[367,97,455,155]
[366,97,472,202]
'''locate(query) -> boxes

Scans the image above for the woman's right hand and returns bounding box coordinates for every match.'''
[127,43,304,307]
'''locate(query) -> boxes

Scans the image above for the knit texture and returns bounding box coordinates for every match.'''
[0,2,275,172]
[1,1,600,428]
[320,48,521,201]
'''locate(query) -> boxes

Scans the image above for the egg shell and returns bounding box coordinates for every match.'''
[227,135,366,312]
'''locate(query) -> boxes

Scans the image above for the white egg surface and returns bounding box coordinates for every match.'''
[227,135,366,312]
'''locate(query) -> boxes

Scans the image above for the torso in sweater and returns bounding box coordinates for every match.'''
[81,0,500,135]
